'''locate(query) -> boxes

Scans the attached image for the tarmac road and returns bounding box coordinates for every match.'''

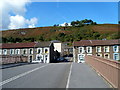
[1,63,110,88]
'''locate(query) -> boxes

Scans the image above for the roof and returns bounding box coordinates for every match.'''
[0,42,37,49]
[51,40,61,43]
[73,39,120,46]
[35,41,52,47]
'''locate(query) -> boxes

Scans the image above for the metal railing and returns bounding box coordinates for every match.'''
[85,55,120,89]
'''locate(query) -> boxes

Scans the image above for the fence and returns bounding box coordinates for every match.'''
[0,55,28,64]
[85,55,120,89]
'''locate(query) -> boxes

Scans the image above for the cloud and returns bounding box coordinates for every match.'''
[8,15,26,29]
[59,22,71,26]
[0,0,38,30]
[8,15,38,29]
[26,17,38,28]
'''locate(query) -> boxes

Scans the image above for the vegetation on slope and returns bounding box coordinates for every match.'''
[1,19,120,43]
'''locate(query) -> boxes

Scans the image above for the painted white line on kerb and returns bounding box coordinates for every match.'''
[0,64,51,86]
[66,63,73,89]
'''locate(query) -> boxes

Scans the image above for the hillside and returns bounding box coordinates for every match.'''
[1,24,119,43]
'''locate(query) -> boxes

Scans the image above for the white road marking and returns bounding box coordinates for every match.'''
[66,63,73,89]
[0,64,51,86]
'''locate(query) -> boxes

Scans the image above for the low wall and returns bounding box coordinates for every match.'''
[0,55,28,64]
[85,55,120,89]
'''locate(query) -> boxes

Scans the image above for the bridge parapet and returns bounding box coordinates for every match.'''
[85,55,120,89]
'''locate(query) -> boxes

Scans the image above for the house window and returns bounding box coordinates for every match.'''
[113,53,119,60]
[104,53,110,59]
[29,49,33,54]
[0,49,2,55]
[86,47,92,53]
[79,47,84,53]
[23,49,27,54]
[113,45,119,52]
[15,49,20,54]
[37,56,41,61]
[96,46,101,52]
[44,48,49,53]
[104,46,109,52]
[78,54,85,63]
[64,49,68,51]
[69,48,73,52]
[3,49,7,55]
[36,55,43,62]
[96,53,102,57]
[37,48,42,54]
[10,49,14,55]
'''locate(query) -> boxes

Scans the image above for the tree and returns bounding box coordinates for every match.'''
[71,21,76,26]
[7,37,15,43]
[53,24,57,27]
[65,23,68,26]
[2,37,7,43]
[58,33,66,37]
[15,38,22,42]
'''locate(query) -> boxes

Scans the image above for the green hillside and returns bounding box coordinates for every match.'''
[1,24,119,43]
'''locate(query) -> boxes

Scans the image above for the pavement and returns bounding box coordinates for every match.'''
[0,62,38,69]
[1,62,111,88]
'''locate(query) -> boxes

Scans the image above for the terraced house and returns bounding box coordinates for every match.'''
[33,41,55,63]
[73,39,120,63]
[0,41,56,63]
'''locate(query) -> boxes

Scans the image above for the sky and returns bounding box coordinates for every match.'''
[0,0,119,30]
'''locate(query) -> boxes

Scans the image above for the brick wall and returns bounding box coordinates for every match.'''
[85,55,120,89]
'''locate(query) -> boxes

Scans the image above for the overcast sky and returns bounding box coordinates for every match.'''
[0,0,119,30]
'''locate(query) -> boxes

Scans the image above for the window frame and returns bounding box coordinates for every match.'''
[104,53,110,59]
[29,48,33,54]
[3,49,7,55]
[37,48,42,54]
[113,53,120,60]
[96,46,101,52]
[96,53,102,57]
[15,49,20,55]
[86,46,92,53]
[104,46,109,52]
[10,49,14,55]
[44,48,49,54]
[113,45,119,52]
[79,47,84,53]
[23,49,27,55]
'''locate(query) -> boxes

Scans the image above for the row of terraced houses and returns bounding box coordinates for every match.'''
[0,39,120,64]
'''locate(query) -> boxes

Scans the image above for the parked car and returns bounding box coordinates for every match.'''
[57,57,68,62]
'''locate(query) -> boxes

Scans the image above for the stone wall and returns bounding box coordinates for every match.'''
[0,55,28,64]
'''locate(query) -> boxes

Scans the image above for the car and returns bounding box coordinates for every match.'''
[57,57,65,62]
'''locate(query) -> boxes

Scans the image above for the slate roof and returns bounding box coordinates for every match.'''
[73,39,120,46]
[35,41,52,47]
[0,42,37,49]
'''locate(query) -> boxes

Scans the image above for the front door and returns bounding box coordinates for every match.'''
[44,54,49,63]
[36,54,44,63]
[29,56,32,63]
[78,54,85,63]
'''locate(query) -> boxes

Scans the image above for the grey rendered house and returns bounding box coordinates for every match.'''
[0,41,56,63]
[33,41,55,63]
[73,39,120,63]
[0,42,37,62]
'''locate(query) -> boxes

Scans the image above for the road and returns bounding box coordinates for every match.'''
[1,63,110,88]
